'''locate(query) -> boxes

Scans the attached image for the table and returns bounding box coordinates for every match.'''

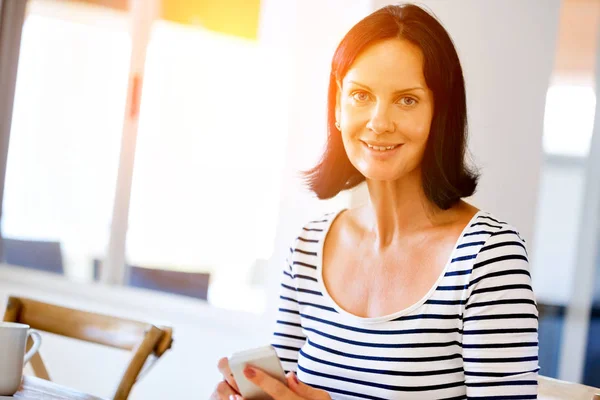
[539,375,600,400]
[9,376,106,400]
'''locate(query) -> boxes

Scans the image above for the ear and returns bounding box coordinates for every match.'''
[335,80,342,124]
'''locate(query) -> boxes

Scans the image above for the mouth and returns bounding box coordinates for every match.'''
[360,140,403,152]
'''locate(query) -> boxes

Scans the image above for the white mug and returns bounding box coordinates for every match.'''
[0,322,42,396]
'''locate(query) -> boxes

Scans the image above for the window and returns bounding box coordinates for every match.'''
[2,0,130,281]
[543,83,596,157]
[125,20,289,312]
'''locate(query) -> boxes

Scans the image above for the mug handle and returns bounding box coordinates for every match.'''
[23,329,42,365]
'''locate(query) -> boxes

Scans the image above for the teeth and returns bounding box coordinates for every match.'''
[366,143,397,151]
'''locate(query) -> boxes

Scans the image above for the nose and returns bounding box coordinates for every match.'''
[366,102,395,134]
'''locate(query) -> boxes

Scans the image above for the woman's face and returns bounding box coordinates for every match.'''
[336,38,434,183]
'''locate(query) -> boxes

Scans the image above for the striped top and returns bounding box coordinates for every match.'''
[271,209,539,400]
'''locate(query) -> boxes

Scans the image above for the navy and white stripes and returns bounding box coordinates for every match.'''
[271,210,539,399]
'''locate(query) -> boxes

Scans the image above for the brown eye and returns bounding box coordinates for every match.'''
[399,96,417,106]
[352,91,370,102]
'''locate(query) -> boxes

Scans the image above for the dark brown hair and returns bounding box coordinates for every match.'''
[303,3,479,210]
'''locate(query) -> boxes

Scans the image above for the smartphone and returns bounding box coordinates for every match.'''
[229,345,287,400]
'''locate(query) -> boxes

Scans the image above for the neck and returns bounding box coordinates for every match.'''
[361,171,446,250]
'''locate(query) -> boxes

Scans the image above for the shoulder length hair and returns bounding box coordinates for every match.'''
[303,3,479,210]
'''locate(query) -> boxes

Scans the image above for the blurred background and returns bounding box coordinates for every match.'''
[0,0,598,398]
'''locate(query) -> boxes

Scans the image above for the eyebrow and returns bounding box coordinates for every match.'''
[347,80,426,94]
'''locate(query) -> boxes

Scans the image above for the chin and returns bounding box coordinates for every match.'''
[358,169,404,183]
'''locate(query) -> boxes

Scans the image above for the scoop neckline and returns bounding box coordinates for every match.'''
[315,208,483,324]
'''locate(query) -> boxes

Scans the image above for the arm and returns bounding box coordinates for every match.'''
[463,228,539,399]
[271,241,307,373]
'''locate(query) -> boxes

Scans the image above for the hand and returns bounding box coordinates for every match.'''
[229,366,331,400]
[209,357,240,399]
[209,380,237,400]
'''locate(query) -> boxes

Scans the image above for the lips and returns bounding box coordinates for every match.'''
[360,141,403,157]
[360,140,402,152]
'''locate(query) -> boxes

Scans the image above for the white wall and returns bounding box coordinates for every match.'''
[364,0,562,247]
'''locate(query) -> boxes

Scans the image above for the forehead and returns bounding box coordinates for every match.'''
[343,38,427,90]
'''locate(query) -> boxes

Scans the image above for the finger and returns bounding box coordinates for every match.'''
[212,381,237,400]
[217,357,240,393]
[286,372,330,400]
[244,366,298,400]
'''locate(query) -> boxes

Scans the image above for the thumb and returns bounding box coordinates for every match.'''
[286,372,330,400]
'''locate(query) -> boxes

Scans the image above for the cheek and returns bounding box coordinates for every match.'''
[341,133,357,153]
[341,101,370,125]
[395,110,432,142]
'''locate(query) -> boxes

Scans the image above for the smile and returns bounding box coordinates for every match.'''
[365,143,399,151]
[360,140,403,152]
[360,141,403,158]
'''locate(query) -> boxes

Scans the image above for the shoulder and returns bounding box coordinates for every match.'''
[471,210,528,252]
[468,211,531,287]
[464,212,537,318]
[295,209,344,241]
[287,209,345,258]
[283,210,344,279]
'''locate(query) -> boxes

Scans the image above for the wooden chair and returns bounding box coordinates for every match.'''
[128,266,210,300]
[2,295,173,400]
[539,375,600,400]
[93,259,210,300]
[2,238,64,274]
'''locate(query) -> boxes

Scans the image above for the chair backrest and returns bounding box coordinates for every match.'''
[93,259,210,300]
[2,238,64,274]
[3,296,173,400]
[539,375,600,400]
[129,266,210,300]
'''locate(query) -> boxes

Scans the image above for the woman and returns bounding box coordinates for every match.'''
[212,3,538,399]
